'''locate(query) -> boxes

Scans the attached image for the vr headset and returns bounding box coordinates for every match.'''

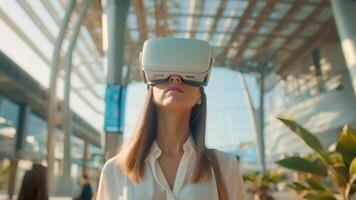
[140,38,214,86]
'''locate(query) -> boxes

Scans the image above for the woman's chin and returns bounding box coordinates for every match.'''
[158,101,190,110]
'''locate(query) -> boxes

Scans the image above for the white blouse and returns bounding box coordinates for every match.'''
[97,136,247,200]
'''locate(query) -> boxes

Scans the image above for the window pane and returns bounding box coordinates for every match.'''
[25,112,48,160]
[0,98,20,155]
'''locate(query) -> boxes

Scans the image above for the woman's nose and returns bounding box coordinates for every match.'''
[169,75,182,84]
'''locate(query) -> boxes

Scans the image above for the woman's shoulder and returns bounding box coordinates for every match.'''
[101,154,124,177]
[97,155,128,199]
[210,149,247,199]
[210,149,241,173]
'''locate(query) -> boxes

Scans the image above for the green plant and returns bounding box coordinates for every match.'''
[275,117,356,200]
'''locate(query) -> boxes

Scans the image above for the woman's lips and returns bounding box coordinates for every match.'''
[165,85,183,93]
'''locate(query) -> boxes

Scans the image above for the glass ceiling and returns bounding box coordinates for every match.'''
[126,0,333,78]
[0,0,105,131]
[0,0,334,133]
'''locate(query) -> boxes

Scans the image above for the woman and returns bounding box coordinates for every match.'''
[18,163,48,200]
[74,175,93,200]
[97,38,247,200]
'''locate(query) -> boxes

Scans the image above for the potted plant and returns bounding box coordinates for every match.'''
[276,117,356,200]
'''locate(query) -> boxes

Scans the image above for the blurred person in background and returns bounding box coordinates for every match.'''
[74,174,92,200]
[18,162,48,200]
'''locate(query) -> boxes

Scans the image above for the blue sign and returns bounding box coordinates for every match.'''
[104,85,126,133]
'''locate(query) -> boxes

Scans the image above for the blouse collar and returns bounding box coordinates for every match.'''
[145,135,196,162]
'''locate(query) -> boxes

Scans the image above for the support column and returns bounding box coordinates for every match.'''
[258,68,266,173]
[239,73,260,168]
[82,141,89,175]
[62,0,90,178]
[15,104,30,157]
[102,0,130,159]
[47,0,76,188]
[330,0,356,99]
[55,0,90,196]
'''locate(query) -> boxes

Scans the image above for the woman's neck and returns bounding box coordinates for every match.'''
[156,107,191,156]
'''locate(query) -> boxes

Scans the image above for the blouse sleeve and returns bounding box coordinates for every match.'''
[227,154,247,200]
[214,150,247,200]
[96,158,123,200]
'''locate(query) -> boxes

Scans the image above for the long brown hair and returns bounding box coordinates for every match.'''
[117,86,227,199]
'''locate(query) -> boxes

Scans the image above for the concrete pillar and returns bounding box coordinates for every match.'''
[15,104,30,157]
[102,0,130,158]
[330,0,356,99]
[102,0,130,85]
[239,73,260,167]
[104,133,123,159]
[82,141,89,175]
[47,0,76,188]
[54,0,90,196]
[62,0,90,178]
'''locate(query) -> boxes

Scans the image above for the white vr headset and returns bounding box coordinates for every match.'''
[140,38,214,86]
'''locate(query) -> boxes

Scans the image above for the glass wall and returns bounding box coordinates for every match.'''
[0,92,103,197]
[0,97,20,156]
[25,112,48,161]
[71,135,84,179]
[88,145,103,169]
[0,97,20,194]
[264,41,351,116]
